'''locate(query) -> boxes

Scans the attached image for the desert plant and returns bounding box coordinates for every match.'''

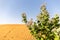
[22,4,60,40]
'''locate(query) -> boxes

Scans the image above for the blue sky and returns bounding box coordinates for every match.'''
[0,0,60,24]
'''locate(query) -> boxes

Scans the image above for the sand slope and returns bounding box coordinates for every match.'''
[0,24,36,40]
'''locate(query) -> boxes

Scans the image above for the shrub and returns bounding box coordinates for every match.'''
[22,4,60,40]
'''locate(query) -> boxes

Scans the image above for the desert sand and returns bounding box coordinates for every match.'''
[0,24,36,40]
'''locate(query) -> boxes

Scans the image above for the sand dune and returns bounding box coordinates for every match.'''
[0,24,36,40]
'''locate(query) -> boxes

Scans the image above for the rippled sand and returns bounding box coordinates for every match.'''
[0,24,36,40]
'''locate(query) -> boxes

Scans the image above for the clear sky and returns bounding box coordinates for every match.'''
[0,0,60,24]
